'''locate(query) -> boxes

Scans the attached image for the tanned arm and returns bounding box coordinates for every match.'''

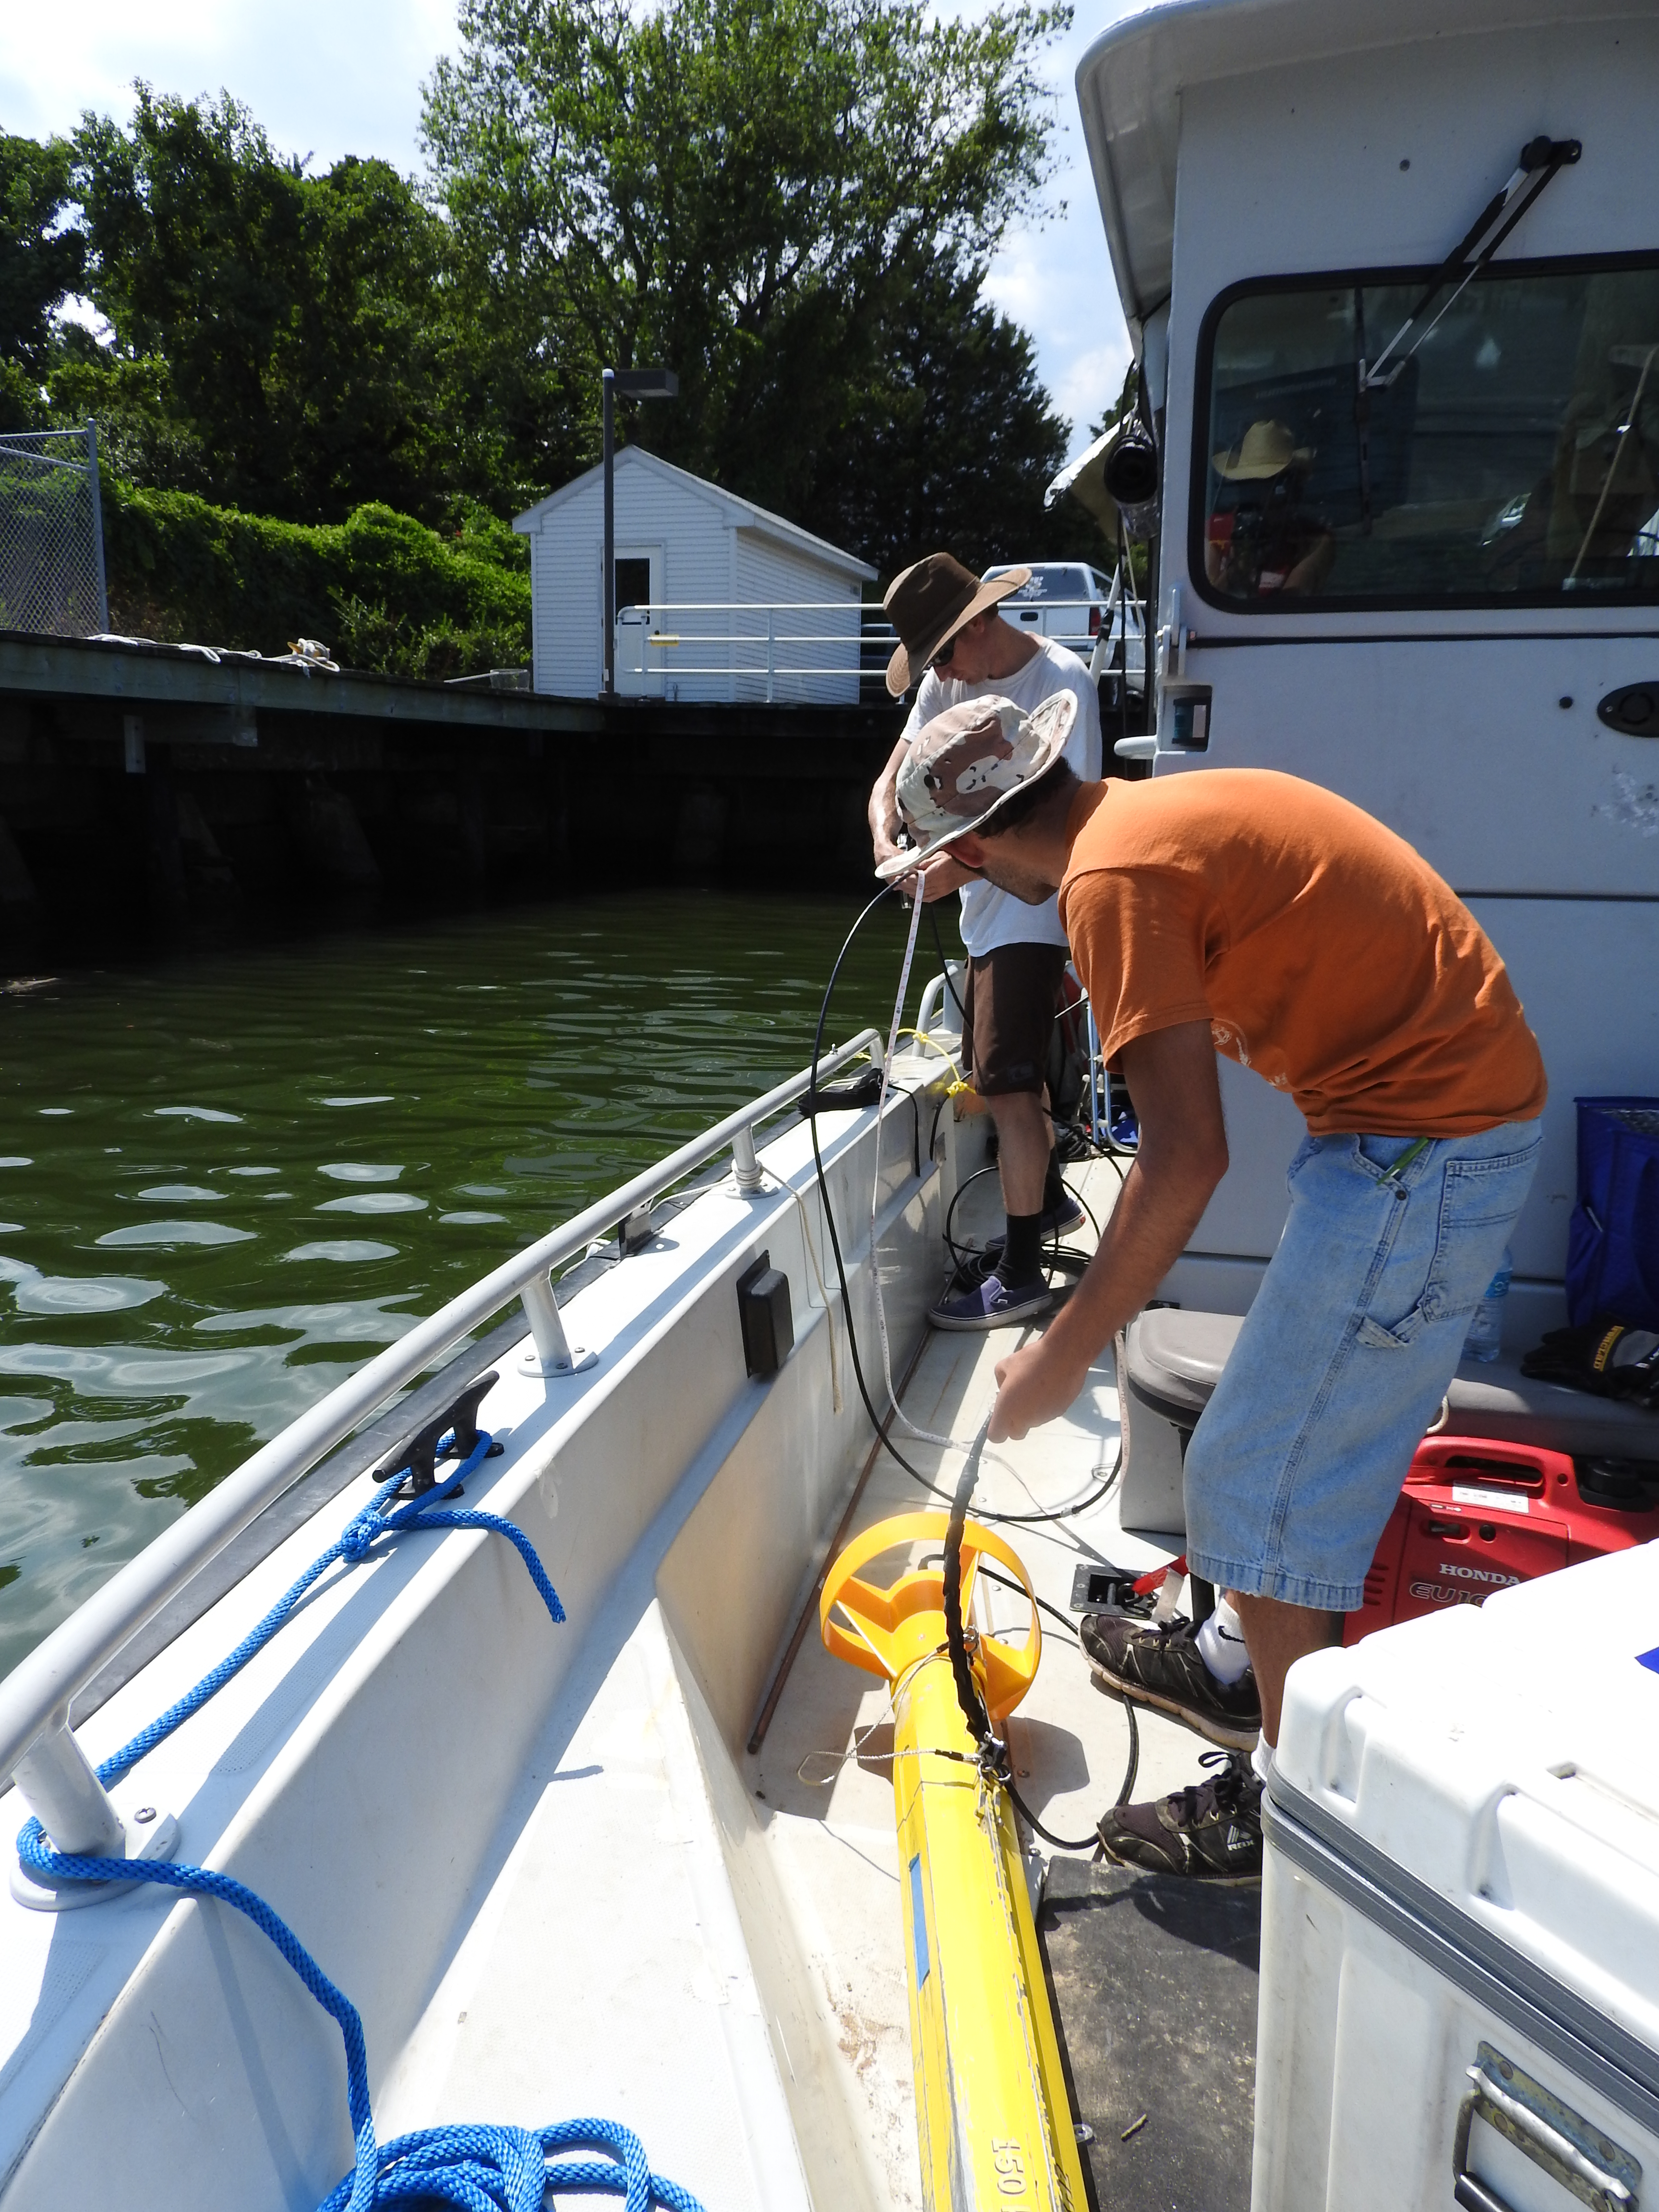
[868,733,912,870]
[989,1019,1228,1440]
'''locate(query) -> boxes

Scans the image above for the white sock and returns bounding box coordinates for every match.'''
[1251,1731,1273,1786]
[1196,1596,1252,1686]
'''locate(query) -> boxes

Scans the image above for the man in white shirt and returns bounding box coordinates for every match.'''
[868,551,1103,1327]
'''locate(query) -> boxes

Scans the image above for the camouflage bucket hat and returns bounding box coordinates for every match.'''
[877,689,1077,880]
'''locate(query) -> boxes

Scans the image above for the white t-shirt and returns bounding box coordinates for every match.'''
[900,636,1103,957]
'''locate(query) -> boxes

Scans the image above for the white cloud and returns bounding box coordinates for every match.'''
[1056,338,1134,440]
[984,156,1132,459]
[963,0,1144,460]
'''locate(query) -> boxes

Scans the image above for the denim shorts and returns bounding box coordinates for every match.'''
[1183,1118,1544,1611]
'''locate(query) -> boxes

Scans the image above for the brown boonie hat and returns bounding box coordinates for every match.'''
[883,553,1031,697]
[877,690,1077,879]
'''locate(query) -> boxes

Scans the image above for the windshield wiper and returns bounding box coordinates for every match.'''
[1362,135,1582,391]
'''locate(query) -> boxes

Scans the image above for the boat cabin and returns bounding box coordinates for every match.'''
[1077,0,1659,1345]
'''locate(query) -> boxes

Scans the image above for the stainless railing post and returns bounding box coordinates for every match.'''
[519,1271,596,1378]
[731,1124,765,1194]
[12,1717,125,1857]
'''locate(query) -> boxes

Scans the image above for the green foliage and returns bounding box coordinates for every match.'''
[102,480,530,676]
[0,132,84,427]
[0,0,1106,624]
[422,0,1084,570]
[66,89,449,522]
[761,260,1092,577]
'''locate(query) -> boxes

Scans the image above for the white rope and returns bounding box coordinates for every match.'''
[784,1175,841,1414]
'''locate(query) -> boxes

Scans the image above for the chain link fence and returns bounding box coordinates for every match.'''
[0,423,109,638]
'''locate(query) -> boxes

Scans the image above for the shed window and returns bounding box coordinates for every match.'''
[1195,258,1659,609]
[614,557,653,614]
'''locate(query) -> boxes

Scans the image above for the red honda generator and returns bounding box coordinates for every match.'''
[1341,1435,1659,1645]
[1106,1307,1659,1642]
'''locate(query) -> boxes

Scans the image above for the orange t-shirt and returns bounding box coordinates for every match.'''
[1058,769,1546,1137]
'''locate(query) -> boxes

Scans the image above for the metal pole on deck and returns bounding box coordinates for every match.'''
[600,366,678,702]
[602,371,616,698]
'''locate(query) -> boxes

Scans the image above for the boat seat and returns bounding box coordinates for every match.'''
[1117,1306,1659,1537]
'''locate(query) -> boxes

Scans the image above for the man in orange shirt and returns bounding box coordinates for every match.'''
[883,702,1545,1874]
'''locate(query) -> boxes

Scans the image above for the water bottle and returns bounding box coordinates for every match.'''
[1463,1246,1512,1363]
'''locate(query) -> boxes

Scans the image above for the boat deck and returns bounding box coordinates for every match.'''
[743,1154,1262,2210]
[0,1122,1260,2212]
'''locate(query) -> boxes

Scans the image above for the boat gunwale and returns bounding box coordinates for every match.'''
[0,1025,882,1787]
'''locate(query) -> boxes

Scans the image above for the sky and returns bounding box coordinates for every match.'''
[0,0,1137,465]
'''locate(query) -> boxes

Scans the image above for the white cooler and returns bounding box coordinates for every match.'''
[1258,1541,1659,2212]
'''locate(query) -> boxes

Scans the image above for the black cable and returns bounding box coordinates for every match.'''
[941,1164,1094,1294]
[972,1442,1121,1527]
[943,1421,995,1749]
[1116,1700,1140,1809]
[942,1426,1105,1852]
[805,887,957,1506]
[805,890,1120,1529]
[807,896,1139,1852]
[972,1563,1085,1643]
[938,1556,1137,1839]
[942,1162,1000,1274]
[1004,1777,1101,1854]
[969,1553,1139,1821]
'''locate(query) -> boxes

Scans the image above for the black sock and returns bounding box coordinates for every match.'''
[1042,1145,1067,1214]
[1001,1211,1043,1286]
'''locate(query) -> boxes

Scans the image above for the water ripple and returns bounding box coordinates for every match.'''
[0,888,907,1676]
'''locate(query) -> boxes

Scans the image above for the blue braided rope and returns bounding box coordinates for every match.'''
[14,1429,706,2212]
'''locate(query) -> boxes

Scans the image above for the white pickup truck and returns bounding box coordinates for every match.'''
[984,561,1148,705]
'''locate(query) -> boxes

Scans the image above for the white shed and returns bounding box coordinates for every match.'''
[513,447,877,704]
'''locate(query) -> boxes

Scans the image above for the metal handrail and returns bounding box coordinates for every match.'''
[609,595,1148,699]
[612,601,892,703]
[0,1028,880,1790]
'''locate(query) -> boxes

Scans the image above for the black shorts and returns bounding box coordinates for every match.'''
[961,944,1068,1096]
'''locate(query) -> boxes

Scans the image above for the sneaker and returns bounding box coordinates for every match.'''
[977,1190,1088,1272]
[1079,1612,1261,1752]
[1096,1751,1262,1879]
[1040,1188,1088,1238]
[928,1270,1054,1331]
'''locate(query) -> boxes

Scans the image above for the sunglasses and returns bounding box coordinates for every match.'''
[929,635,957,672]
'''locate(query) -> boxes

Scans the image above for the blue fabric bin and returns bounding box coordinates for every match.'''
[1566,1096,1659,1329]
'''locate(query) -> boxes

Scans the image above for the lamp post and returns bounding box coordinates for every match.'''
[602,365,679,697]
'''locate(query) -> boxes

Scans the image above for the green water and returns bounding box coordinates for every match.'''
[0,890,914,1681]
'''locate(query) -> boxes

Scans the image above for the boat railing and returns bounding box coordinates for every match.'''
[0,1028,883,1848]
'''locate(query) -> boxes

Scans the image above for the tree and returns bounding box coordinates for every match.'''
[66,90,451,522]
[421,0,1077,556]
[802,261,1091,577]
[0,132,84,428]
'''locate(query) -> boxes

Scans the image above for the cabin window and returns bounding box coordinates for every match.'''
[1195,258,1659,609]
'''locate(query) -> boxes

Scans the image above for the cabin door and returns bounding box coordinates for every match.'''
[611,546,664,697]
